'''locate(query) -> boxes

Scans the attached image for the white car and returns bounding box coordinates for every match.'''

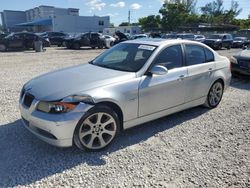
[103,35,116,48]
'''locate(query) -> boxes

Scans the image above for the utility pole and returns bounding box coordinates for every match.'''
[128,10,131,25]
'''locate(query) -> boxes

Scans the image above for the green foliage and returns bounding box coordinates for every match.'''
[137,0,248,31]
[159,0,198,31]
[200,0,242,24]
[138,15,161,31]
[119,22,130,26]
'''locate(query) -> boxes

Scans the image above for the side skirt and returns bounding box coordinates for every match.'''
[123,97,206,130]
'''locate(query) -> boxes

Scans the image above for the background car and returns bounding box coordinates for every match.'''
[194,35,206,42]
[20,39,231,151]
[103,35,116,48]
[64,32,105,49]
[230,45,250,76]
[0,32,50,52]
[39,31,69,47]
[131,34,148,40]
[161,33,177,39]
[113,31,129,45]
[176,33,195,40]
[232,37,250,48]
[204,34,233,50]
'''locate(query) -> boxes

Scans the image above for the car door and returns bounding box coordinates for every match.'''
[24,33,36,48]
[80,33,90,46]
[184,44,215,102]
[8,34,23,48]
[139,45,188,117]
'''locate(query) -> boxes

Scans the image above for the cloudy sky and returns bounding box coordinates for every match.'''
[0,0,249,25]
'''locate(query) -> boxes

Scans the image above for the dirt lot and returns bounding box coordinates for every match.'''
[0,47,249,187]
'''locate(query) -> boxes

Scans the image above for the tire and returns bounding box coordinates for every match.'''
[73,43,81,50]
[91,46,96,49]
[217,44,222,50]
[98,43,104,49]
[227,44,231,50]
[204,81,224,108]
[0,44,7,52]
[73,105,120,151]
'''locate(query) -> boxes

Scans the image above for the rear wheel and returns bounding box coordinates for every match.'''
[73,43,81,50]
[0,44,7,52]
[217,44,222,50]
[227,44,231,50]
[205,81,224,108]
[73,105,120,151]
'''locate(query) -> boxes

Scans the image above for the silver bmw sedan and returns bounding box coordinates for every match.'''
[19,39,231,151]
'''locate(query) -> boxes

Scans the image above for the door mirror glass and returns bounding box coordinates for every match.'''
[150,65,168,75]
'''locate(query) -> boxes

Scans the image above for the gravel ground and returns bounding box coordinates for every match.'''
[0,47,249,187]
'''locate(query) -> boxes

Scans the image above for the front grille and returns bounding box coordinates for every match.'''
[239,60,250,69]
[23,93,35,108]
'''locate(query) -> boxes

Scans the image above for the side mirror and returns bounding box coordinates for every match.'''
[149,65,168,75]
[242,45,247,50]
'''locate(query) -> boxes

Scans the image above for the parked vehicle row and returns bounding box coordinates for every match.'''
[0,32,50,52]
[0,31,249,52]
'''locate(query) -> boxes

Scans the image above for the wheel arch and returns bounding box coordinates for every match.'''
[95,101,124,130]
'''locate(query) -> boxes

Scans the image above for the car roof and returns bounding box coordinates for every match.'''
[123,38,204,47]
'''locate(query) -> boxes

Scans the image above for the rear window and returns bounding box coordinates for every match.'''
[185,44,206,66]
[204,48,215,62]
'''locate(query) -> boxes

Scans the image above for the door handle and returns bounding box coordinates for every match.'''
[208,68,213,71]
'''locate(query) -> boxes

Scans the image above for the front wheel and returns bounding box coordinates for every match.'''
[73,106,120,151]
[204,81,224,108]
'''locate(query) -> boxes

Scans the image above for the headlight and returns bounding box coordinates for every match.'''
[230,56,238,64]
[37,95,94,114]
[37,101,78,113]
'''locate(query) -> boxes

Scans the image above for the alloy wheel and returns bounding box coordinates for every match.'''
[208,82,223,107]
[78,112,117,150]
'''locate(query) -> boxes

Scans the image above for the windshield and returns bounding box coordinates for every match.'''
[91,43,156,72]
[208,35,222,39]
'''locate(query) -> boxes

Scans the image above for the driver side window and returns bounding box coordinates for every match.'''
[153,45,183,70]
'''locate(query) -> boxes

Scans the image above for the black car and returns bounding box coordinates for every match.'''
[114,31,128,45]
[230,46,250,76]
[40,32,68,47]
[0,32,50,52]
[0,33,7,40]
[64,32,105,50]
[204,34,233,50]
[232,37,250,48]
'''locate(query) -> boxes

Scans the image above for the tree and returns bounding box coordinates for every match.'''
[159,0,198,31]
[119,22,130,26]
[200,0,242,24]
[138,15,161,31]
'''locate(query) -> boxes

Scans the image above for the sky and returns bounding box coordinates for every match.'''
[0,0,249,26]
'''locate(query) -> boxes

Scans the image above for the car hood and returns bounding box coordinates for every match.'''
[24,64,135,101]
[236,49,250,58]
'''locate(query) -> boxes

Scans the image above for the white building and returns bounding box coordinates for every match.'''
[103,26,141,36]
[1,5,110,33]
